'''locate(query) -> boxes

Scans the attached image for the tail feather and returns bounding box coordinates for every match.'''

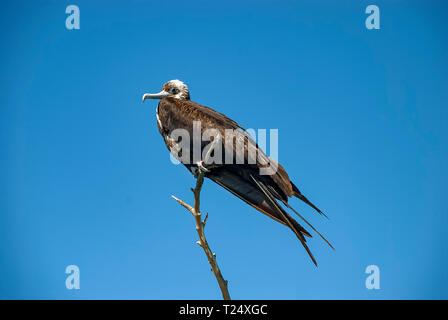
[250,174,318,266]
[292,182,329,219]
[282,201,334,250]
[206,167,323,266]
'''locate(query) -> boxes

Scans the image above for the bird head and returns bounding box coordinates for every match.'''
[142,80,190,102]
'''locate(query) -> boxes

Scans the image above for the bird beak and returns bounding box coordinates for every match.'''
[142,91,170,102]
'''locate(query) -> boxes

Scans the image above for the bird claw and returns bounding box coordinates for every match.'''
[191,162,209,177]
[191,161,214,177]
[196,161,210,173]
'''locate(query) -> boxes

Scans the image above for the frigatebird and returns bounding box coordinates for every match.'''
[142,80,333,265]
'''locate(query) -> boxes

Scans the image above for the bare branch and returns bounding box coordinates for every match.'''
[171,135,231,300]
[171,195,194,214]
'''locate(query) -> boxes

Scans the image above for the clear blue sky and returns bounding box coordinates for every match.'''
[1,0,447,299]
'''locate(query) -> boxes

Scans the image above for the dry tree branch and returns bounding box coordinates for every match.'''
[172,135,231,300]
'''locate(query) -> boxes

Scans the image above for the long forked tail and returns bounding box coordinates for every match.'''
[206,167,322,266]
[249,174,318,266]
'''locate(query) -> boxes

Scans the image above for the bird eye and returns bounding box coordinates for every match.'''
[171,88,177,94]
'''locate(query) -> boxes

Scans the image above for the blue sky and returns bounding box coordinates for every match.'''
[1,0,447,299]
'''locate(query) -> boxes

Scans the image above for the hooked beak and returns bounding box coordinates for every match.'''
[142,91,170,102]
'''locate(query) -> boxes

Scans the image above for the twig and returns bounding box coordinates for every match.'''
[171,135,231,300]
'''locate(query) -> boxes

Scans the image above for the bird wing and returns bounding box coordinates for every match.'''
[156,98,332,264]
[189,100,295,199]
[157,98,292,197]
[193,100,329,217]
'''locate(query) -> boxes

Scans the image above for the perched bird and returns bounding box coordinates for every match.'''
[142,80,333,265]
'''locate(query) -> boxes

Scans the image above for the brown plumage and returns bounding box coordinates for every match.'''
[143,80,333,265]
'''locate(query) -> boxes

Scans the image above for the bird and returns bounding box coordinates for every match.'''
[142,80,333,265]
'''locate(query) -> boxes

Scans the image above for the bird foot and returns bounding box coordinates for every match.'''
[191,161,216,177]
[196,161,210,173]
